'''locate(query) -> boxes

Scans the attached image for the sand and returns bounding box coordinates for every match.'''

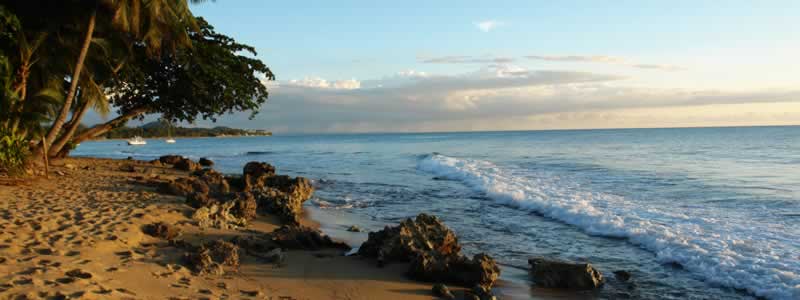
[0,157,453,300]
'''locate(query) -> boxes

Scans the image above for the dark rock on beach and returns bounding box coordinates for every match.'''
[528,257,604,290]
[158,177,210,197]
[243,161,276,188]
[359,213,461,261]
[199,157,214,167]
[251,175,314,225]
[191,169,230,196]
[158,155,184,165]
[228,192,258,221]
[142,222,180,240]
[359,213,500,290]
[184,240,239,275]
[270,225,350,250]
[173,157,202,172]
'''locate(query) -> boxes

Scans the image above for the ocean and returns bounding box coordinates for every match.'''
[72,126,800,299]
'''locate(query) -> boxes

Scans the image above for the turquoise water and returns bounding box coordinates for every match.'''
[73,126,800,299]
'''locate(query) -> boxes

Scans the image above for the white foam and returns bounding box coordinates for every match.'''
[418,154,799,300]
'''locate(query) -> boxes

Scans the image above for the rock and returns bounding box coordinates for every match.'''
[346,225,362,232]
[243,161,275,184]
[409,252,500,292]
[184,240,239,275]
[186,192,217,209]
[251,175,315,224]
[158,177,209,197]
[358,213,460,262]
[192,202,248,229]
[359,214,499,290]
[227,192,257,221]
[119,164,135,172]
[613,270,632,282]
[205,240,239,268]
[270,225,350,250]
[191,169,230,196]
[199,157,214,167]
[142,222,180,240]
[432,283,455,299]
[148,159,163,166]
[470,284,497,300]
[528,257,604,290]
[64,163,76,170]
[55,171,65,176]
[174,158,201,172]
[159,155,185,165]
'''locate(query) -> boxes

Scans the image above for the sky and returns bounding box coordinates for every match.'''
[100,0,800,133]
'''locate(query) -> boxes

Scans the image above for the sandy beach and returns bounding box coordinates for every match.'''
[0,157,465,300]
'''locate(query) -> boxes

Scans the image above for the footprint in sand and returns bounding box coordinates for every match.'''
[66,269,93,279]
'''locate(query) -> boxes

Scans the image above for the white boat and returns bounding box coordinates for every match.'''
[127,136,147,145]
[165,138,176,144]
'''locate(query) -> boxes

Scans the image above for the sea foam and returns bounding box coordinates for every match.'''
[418,154,799,300]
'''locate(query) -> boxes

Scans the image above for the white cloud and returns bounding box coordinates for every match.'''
[474,20,503,32]
[526,55,685,71]
[526,55,626,63]
[285,77,361,90]
[419,55,514,64]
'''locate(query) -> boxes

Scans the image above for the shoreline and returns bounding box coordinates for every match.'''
[0,157,465,299]
[1,156,553,299]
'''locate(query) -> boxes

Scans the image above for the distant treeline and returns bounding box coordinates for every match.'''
[77,122,271,139]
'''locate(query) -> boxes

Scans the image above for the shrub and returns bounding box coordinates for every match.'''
[0,128,29,175]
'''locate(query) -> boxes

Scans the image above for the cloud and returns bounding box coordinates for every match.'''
[526,55,685,71]
[86,65,800,133]
[474,20,503,32]
[285,77,361,90]
[202,66,800,133]
[419,55,515,64]
[525,55,626,63]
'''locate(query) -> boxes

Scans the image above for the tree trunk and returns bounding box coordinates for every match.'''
[48,99,91,156]
[70,106,150,146]
[40,10,96,151]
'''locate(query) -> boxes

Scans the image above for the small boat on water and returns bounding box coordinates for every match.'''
[165,138,176,144]
[127,136,147,145]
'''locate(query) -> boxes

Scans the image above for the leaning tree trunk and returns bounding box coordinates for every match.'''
[40,10,96,152]
[63,106,151,155]
[49,99,92,156]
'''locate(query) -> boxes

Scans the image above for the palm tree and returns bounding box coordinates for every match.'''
[40,0,200,155]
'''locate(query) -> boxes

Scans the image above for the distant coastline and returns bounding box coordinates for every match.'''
[80,121,271,140]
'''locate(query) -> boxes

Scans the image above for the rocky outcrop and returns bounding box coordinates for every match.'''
[358,214,500,290]
[158,177,210,197]
[358,213,461,262]
[409,252,500,292]
[528,257,604,290]
[270,225,350,250]
[184,240,239,275]
[228,192,257,221]
[242,161,276,188]
[192,201,248,229]
[251,175,314,225]
[199,157,214,167]
[143,222,180,240]
[159,155,184,165]
[191,169,230,196]
[174,158,202,172]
